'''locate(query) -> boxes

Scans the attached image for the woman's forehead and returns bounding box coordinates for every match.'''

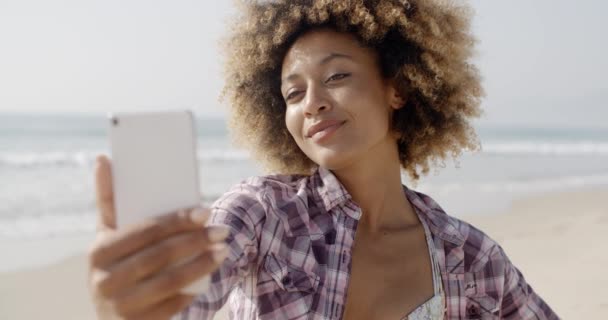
[281,29,372,75]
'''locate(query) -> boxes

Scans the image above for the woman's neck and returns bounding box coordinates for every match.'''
[331,144,419,235]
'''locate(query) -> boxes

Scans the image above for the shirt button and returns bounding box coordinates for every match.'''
[342,250,348,263]
[466,304,481,319]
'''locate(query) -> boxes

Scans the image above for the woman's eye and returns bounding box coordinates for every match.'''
[285,91,301,101]
[326,73,350,83]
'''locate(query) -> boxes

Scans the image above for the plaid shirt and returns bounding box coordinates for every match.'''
[176,166,559,320]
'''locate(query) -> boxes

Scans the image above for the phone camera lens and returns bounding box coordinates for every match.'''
[112,117,119,126]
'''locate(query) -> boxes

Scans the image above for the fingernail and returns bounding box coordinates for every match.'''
[212,244,229,263]
[207,226,230,242]
[96,154,108,165]
[190,208,209,225]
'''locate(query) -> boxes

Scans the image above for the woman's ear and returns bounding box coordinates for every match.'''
[387,81,407,110]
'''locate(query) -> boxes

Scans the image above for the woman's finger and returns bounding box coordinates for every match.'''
[90,207,211,268]
[122,294,195,320]
[113,243,229,316]
[95,226,229,298]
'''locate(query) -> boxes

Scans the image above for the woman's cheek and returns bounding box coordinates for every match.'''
[285,107,304,141]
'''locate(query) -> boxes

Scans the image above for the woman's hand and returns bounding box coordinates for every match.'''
[88,155,230,320]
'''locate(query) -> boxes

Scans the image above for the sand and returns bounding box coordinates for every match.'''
[1,187,606,319]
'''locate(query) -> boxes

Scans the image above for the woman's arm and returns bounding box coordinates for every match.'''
[175,184,265,319]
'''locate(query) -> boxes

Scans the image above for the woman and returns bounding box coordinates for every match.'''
[89,0,559,319]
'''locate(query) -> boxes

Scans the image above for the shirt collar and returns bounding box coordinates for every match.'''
[313,166,465,246]
[313,166,353,212]
[403,185,465,246]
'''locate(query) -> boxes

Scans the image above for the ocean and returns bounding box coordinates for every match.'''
[2,112,608,243]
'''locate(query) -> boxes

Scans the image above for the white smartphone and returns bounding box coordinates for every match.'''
[108,109,210,295]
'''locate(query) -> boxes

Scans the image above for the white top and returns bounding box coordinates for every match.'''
[401,209,445,320]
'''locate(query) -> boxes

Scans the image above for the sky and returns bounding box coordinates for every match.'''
[0,0,606,128]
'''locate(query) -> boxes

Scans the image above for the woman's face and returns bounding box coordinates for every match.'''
[281,28,404,170]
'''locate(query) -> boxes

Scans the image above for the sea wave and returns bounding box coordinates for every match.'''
[0,213,96,238]
[481,141,608,156]
[3,141,608,168]
[0,148,251,168]
[0,194,221,239]
[4,139,608,169]
[416,172,608,194]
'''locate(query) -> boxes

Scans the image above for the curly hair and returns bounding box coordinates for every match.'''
[220,0,484,181]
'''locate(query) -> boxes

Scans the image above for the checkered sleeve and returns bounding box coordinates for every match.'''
[496,245,560,320]
[175,183,266,319]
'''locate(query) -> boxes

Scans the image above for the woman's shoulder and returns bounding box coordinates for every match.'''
[206,173,317,240]
[211,173,312,211]
[415,191,559,319]
[412,190,507,272]
[452,215,506,269]
[448,214,513,275]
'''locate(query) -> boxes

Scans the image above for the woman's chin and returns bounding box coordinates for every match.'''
[309,150,354,171]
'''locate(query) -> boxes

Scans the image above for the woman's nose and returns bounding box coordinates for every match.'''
[303,85,331,116]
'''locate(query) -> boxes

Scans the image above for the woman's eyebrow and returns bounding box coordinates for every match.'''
[319,52,353,65]
[282,52,354,83]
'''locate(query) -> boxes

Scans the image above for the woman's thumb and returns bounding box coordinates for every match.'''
[94,154,116,232]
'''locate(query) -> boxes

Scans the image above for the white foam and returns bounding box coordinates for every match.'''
[0,151,95,168]
[416,172,608,195]
[0,213,96,238]
[481,141,608,156]
[4,140,608,169]
[0,148,251,168]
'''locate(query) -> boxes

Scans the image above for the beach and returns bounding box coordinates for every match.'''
[1,187,606,319]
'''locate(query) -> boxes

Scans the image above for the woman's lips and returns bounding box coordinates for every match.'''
[309,121,345,143]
